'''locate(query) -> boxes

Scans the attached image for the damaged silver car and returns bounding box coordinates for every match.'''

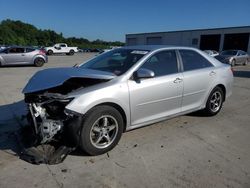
[23,46,233,156]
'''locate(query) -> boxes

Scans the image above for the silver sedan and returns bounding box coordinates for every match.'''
[0,46,48,67]
[23,45,234,155]
[216,50,249,66]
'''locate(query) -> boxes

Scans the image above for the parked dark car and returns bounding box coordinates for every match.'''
[90,48,104,53]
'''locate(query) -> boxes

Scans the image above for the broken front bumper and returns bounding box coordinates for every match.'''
[20,103,83,165]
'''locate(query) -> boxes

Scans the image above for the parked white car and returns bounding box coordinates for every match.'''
[45,43,78,55]
[204,50,219,57]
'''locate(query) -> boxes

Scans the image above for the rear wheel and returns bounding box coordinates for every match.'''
[69,50,74,55]
[34,58,45,67]
[203,87,224,116]
[47,50,53,55]
[79,105,124,155]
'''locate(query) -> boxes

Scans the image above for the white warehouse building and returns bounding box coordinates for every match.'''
[126,26,250,53]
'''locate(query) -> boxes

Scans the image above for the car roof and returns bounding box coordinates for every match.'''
[222,49,239,52]
[122,45,197,51]
[5,46,38,49]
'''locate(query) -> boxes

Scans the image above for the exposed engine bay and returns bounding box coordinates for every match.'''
[21,76,111,164]
[27,94,72,144]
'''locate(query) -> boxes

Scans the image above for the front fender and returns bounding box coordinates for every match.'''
[0,56,6,65]
[65,82,131,128]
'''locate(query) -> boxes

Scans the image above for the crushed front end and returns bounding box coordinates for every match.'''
[20,67,115,164]
[21,92,83,164]
[25,92,74,143]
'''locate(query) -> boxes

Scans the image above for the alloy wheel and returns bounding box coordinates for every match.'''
[210,91,222,113]
[90,115,118,149]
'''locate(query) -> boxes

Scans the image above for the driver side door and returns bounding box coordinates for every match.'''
[128,50,183,126]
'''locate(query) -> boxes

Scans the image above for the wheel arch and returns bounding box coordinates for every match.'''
[202,83,227,109]
[47,49,53,55]
[92,102,127,132]
[32,55,46,64]
[0,56,4,66]
[216,84,226,101]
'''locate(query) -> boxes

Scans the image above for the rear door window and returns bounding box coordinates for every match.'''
[179,50,213,71]
[26,48,35,53]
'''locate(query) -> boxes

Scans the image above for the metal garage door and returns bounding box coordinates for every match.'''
[200,34,221,51]
[223,33,250,52]
[146,37,162,45]
[127,38,137,46]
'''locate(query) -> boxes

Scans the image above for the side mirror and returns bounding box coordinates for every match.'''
[133,68,155,80]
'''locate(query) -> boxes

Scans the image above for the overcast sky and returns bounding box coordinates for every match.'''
[1,0,250,42]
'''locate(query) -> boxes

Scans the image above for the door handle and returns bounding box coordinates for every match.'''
[21,54,25,56]
[173,78,182,83]
[209,71,216,76]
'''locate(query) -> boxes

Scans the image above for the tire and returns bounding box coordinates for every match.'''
[34,58,45,67]
[203,87,224,116]
[69,50,74,55]
[47,50,53,55]
[231,59,236,66]
[79,105,124,155]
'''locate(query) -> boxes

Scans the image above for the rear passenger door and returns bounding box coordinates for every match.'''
[23,48,35,63]
[179,50,216,112]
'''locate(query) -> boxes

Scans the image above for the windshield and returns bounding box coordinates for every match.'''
[221,50,237,56]
[0,48,8,53]
[80,49,149,76]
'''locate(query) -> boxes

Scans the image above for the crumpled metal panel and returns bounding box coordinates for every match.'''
[22,67,116,94]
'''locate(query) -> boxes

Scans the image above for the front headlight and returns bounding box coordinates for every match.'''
[64,108,82,117]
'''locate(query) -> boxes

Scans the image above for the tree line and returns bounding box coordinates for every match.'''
[0,19,124,49]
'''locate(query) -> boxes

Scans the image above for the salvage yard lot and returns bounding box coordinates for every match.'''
[0,53,250,188]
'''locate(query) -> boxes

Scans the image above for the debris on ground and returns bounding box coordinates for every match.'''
[61,169,68,173]
[18,125,76,165]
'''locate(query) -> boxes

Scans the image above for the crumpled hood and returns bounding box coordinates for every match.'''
[22,67,116,94]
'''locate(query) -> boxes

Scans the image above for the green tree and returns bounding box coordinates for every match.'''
[0,19,124,48]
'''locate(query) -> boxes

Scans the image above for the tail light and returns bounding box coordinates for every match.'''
[39,49,46,55]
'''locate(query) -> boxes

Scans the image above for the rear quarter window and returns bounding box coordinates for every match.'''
[26,48,35,53]
[179,50,213,71]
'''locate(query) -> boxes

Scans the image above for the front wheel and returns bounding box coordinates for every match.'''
[47,50,53,55]
[203,87,224,116]
[79,105,124,155]
[69,50,74,55]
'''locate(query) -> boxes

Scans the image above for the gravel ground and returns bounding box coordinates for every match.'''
[0,53,250,188]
